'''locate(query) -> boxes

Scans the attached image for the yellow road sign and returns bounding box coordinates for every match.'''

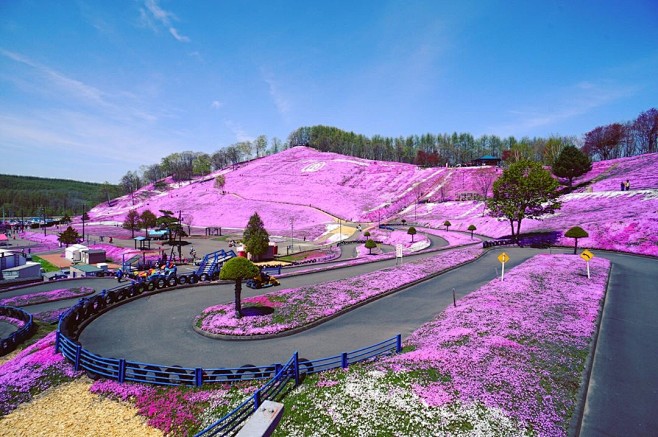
[580,249,594,261]
[498,252,509,263]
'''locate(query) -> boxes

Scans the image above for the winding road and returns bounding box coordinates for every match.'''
[3,237,657,436]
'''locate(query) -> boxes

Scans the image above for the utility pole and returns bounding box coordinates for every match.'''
[290,217,294,254]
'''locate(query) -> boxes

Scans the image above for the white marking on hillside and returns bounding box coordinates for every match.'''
[560,189,657,201]
[301,162,326,172]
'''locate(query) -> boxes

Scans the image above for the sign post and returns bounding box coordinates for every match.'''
[580,249,594,279]
[497,252,509,281]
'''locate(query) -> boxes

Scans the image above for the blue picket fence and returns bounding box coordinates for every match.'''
[0,306,35,356]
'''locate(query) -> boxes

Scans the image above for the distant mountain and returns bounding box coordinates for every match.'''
[0,174,121,217]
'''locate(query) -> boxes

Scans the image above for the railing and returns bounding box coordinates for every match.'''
[482,238,515,248]
[194,353,299,436]
[56,281,403,387]
[0,306,35,356]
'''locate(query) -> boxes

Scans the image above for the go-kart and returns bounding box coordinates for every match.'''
[245,272,280,289]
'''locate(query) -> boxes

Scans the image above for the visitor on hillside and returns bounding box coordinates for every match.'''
[625,179,631,191]
[621,181,625,191]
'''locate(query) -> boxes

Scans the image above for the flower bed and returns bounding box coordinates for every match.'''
[195,246,482,336]
[0,315,26,329]
[274,254,611,436]
[89,379,258,436]
[0,287,95,307]
[0,331,83,416]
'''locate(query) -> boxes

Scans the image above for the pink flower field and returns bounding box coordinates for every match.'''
[0,287,95,307]
[376,254,610,435]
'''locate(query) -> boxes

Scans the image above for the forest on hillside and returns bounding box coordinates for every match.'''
[0,175,121,217]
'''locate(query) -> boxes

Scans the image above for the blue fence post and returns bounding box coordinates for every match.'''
[275,363,282,375]
[396,334,402,353]
[54,330,60,353]
[74,344,82,371]
[341,352,348,369]
[195,368,203,387]
[118,359,126,383]
[293,352,300,387]
[253,390,261,410]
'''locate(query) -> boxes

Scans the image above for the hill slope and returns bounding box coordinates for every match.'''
[86,148,657,256]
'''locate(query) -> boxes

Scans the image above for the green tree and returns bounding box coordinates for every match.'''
[220,257,260,318]
[243,212,270,262]
[364,239,377,255]
[363,230,371,237]
[407,226,417,242]
[443,220,452,231]
[564,226,589,255]
[487,160,561,241]
[467,224,477,239]
[58,226,80,247]
[139,210,157,238]
[122,209,141,239]
[551,145,593,187]
[192,153,212,177]
[59,214,72,225]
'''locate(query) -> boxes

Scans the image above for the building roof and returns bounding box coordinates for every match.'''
[71,264,102,273]
[478,155,501,160]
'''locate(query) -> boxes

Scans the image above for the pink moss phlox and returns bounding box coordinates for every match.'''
[196,246,482,336]
[381,254,611,436]
[0,331,83,416]
[0,287,95,307]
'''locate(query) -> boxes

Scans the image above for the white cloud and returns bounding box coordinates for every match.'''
[0,49,159,123]
[261,69,291,117]
[492,80,639,136]
[211,100,223,109]
[140,0,190,43]
[224,120,254,142]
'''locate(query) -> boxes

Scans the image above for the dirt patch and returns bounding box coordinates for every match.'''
[36,253,72,268]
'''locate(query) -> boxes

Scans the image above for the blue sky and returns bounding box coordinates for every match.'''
[1,0,657,183]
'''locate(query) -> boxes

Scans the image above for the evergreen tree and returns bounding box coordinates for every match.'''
[407,226,417,242]
[243,212,270,261]
[364,239,377,254]
[58,226,80,247]
[220,257,260,318]
[443,220,452,231]
[552,145,592,187]
[487,160,561,241]
[467,224,477,239]
[564,226,589,255]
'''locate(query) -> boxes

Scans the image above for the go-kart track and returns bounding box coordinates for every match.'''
[5,237,655,436]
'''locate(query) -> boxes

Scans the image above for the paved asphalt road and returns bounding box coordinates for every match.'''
[577,252,658,437]
[79,246,532,368]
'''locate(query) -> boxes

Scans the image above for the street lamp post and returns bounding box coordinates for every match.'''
[42,207,46,236]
